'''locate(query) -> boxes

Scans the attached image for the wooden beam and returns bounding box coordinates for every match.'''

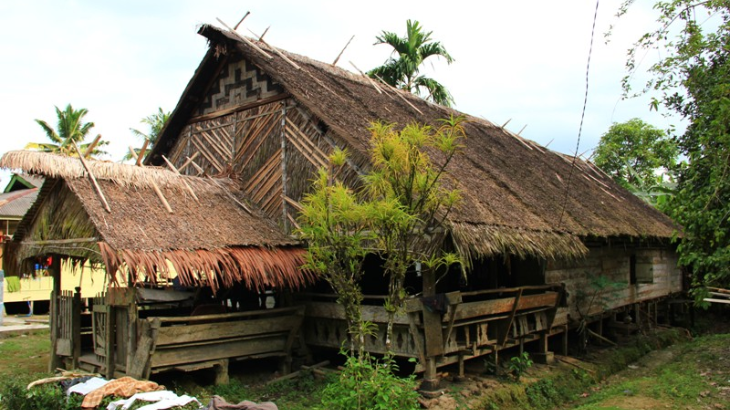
[161,155,199,202]
[178,153,201,174]
[23,237,99,246]
[332,35,355,66]
[73,142,111,213]
[233,11,250,30]
[349,61,382,94]
[130,147,173,213]
[216,18,272,60]
[187,93,290,124]
[704,298,730,305]
[136,140,150,166]
[151,182,173,214]
[499,288,523,347]
[83,135,102,158]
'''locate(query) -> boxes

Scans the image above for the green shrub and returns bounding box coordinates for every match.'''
[0,381,84,410]
[508,352,533,381]
[319,353,419,410]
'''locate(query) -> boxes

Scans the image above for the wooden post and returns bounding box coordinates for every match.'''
[214,359,230,385]
[561,325,569,356]
[72,287,82,369]
[420,268,442,392]
[49,255,62,371]
[105,302,115,378]
[126,302,138,374]
[519,337,525,355]
[533,331,554,364]
[492,347,502,376]
[279,106,289,232]
[597,318,604,345]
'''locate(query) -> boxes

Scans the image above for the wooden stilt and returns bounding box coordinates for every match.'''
[72,287,81,369]
[214,359,230,385]
[49,255,62,372]
[420,268,442,392]
[561,325,569,356]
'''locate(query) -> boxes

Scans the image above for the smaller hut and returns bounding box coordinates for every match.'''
[0,150,314,382]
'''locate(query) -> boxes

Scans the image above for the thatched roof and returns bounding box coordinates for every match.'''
[150,24,679,260]
[0,151,312,291]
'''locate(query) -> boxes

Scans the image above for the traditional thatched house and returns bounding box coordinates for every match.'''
[0,151,313,381]
[0,173,107,314]
[144,24,681,388]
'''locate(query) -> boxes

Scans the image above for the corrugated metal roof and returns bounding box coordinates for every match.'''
[0,189,38,218]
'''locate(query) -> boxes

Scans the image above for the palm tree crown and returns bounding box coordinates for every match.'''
[124,108,171,161]
[29,104,108,157]
[368,20,455,107]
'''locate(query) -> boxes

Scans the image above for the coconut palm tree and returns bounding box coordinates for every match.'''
[28,104,108,157]
[124,107,171,161]
[368,20,455,107]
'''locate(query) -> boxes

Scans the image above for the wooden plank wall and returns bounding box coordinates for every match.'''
[547,247,682,326]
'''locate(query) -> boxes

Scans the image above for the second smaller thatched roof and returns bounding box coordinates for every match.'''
[1,150,313,292]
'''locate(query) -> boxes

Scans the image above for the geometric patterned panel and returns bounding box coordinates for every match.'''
[196,54,283,116]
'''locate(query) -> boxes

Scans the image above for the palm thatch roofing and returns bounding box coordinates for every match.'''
[0,150,313,292]
[149,24,679,261]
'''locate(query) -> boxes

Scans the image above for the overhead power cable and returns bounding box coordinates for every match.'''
[557,0,601,230]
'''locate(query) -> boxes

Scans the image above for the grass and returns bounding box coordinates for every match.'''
[0,329,331,409]
[0,330,50,379]
[571,333,730,410]
[2,327,729,410]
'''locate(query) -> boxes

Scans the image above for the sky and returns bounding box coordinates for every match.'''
[0,1,677,186]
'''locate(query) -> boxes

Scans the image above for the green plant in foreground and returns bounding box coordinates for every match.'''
[319,352,419,410]
[508,352,533,381]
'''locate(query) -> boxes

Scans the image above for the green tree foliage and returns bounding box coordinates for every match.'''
[593,118,678,189]
[621,0,730,300]
[368,20,455,107]
[124,107,171,161]
[297,149,372,354]
[365,118,464,351]
[297,117,465,355]
[28,104,108,157]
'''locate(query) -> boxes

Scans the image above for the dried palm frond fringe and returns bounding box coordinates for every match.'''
[0,150,217,192]
[98,242,314,293]
[451,222,588,262]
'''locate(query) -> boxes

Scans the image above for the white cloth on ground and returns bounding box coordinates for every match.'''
[67,377,110,396]
[106,390,201,410]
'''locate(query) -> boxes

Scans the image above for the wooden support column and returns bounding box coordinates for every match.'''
[519,338,525,355]
[214,359,230,385]
[72,287,81,369]
[104,303,116,378]
[533,331,554,364]
[492,347,502,376]
[597,318,604,345]
[561,325,569,356]
[125,303,138,374]
[420,268,442,392]
[279,106,289,232]
[49,255,62,371]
